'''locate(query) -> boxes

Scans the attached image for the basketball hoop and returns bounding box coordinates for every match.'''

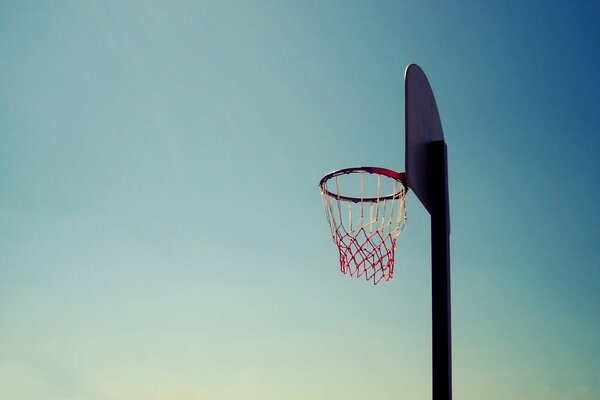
[317,65,453,400]
[319,167,408,284]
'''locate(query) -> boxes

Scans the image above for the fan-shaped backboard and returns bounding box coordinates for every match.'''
[404,64,445,213]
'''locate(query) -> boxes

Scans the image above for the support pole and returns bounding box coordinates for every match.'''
[429,140,452,400]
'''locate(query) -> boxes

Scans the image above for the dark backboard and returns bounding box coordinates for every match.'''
[405,64,445,213]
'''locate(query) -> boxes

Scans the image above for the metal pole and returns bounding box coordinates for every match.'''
[429,140,452,400]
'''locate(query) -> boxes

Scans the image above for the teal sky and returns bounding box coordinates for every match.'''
[1,1,599,399]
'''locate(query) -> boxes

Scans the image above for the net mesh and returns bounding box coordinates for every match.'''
[321,171,407,284]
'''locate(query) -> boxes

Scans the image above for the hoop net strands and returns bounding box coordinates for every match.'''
[320,168,407,285]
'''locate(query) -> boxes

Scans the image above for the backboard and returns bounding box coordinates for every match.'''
[405,64,445,213]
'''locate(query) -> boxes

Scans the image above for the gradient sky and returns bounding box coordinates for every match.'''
[1,1,599,399]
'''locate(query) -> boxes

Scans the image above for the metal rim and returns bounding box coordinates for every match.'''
[319,166,408,203]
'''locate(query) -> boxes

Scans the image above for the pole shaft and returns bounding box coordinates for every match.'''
[429,140,452,400]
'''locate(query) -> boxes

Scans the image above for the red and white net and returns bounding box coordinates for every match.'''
[321,170,407,284]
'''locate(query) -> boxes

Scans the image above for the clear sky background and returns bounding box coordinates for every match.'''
[1,1,599,399]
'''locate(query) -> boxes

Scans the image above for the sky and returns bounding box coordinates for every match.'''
[1,1,599,399]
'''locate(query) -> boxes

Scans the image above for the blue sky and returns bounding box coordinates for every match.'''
[1,1,599,399]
